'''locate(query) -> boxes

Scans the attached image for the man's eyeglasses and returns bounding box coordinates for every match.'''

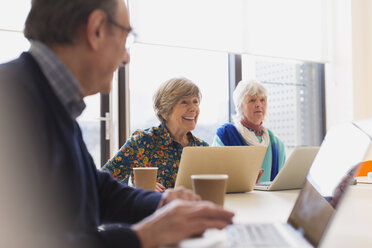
[107,18,137,50]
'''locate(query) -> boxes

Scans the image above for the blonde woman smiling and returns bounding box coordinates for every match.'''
[102,77,208,192]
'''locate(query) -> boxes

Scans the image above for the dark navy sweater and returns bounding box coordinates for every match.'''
[0,53,161,248]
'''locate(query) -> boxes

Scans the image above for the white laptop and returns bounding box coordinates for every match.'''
[173,121,372,248]
[254,146,319,191]
[174,146,267,193]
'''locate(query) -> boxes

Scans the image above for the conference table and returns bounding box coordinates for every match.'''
[174,182,372,247]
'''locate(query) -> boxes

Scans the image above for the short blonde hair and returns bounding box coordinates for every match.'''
[153,77,201,124]
[233,80,267,122]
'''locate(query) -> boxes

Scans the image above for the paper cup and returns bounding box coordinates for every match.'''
[191,174,228,206]
[133,167,158,191]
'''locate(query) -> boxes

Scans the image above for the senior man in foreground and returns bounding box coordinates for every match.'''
[0,0,234,248]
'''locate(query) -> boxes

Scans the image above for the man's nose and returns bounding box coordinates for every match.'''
[122,52,130,66]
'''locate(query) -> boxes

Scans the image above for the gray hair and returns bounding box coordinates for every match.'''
[153,77,202,124]
[24,0,119,44]
[233,80,267,122]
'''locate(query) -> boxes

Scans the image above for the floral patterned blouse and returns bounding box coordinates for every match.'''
[102,124,209,188]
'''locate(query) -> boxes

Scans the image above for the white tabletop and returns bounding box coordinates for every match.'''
[224,189,299,224]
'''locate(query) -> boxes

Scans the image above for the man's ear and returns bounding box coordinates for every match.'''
[85,9,108,51]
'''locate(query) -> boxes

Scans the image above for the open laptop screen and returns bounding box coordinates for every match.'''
[287,122,371,247]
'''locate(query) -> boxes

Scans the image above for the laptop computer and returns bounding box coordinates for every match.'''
[254,146,319,191]
[174,121,371,248]
[174,146,267,193]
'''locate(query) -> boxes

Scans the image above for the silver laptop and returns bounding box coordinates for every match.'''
[175,146,267,193]
[176,121,372,248]
[254,146,319,191]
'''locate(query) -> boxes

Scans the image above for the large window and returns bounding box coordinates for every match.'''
[126,0,328,154]
[2,1,327,168]
[128,44,229,144]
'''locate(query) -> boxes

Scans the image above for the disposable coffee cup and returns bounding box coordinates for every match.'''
[133,167,158,191]
[191,174,228,206]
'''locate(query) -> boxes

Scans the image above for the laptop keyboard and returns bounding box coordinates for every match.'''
[226,223,289,247]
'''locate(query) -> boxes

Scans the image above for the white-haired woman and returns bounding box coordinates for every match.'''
[102,77,208,192]
[212,80,286,183]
